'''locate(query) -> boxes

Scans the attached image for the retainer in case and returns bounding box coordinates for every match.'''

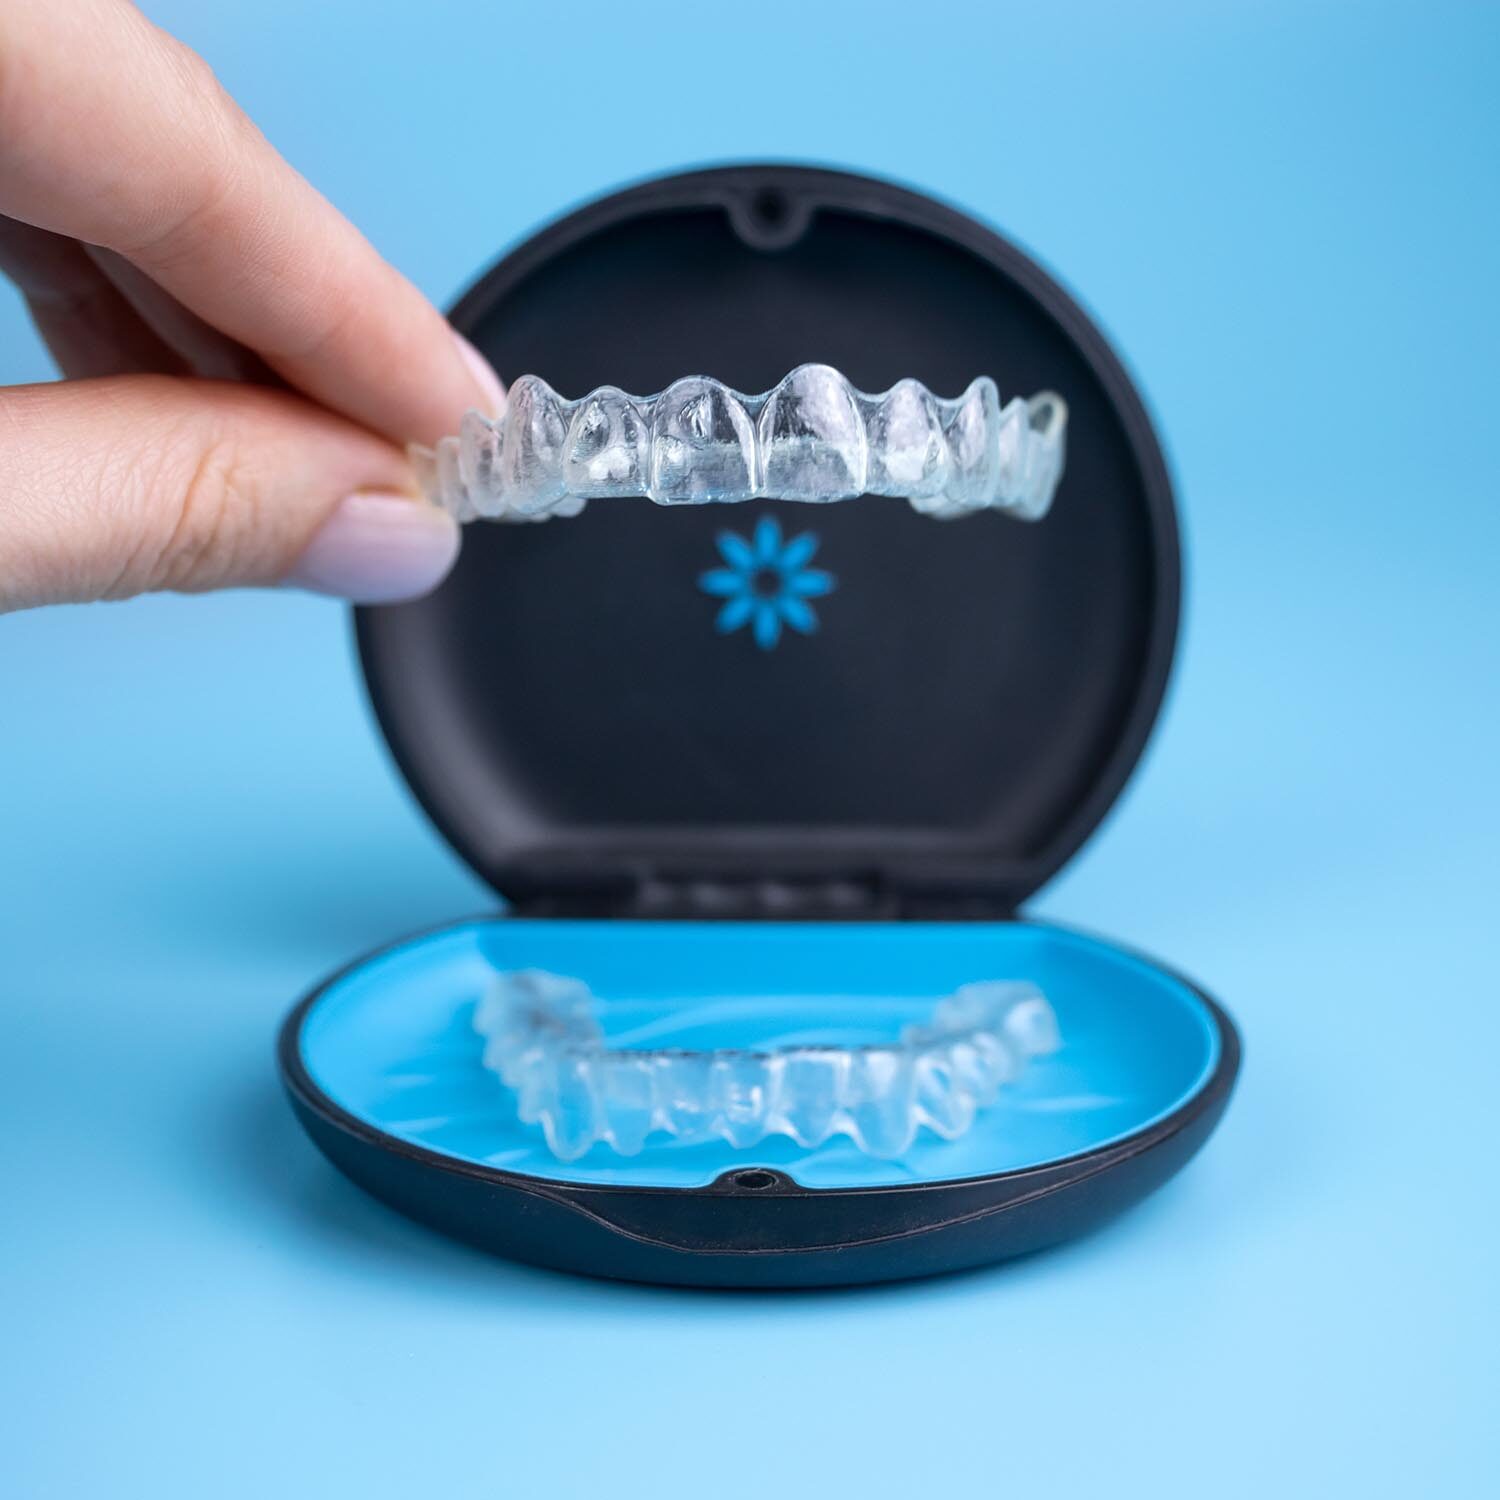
[278,165,1240,1288]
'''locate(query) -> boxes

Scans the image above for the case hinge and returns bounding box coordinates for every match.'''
[504,870,1017,921]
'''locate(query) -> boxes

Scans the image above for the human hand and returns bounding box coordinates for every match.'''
[0,0,503,613]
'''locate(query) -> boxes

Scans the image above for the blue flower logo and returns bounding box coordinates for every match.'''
[698,516,836,650]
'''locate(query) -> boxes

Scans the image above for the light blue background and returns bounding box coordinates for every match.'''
[2,1,1495,1496]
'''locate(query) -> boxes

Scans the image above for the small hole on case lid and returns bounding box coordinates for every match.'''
[752,188,789,227]
[728,187,810,251]
[733,1169,778,1190]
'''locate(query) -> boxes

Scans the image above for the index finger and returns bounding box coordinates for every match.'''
[0,0,500,445]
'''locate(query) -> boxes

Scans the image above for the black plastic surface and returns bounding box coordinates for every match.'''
[356,167,1180,916]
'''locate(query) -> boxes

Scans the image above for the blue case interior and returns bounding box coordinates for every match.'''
[299,918,1220,1190]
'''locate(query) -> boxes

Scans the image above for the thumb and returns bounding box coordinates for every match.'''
[0,376,460,612]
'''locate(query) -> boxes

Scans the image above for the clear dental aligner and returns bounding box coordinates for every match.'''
[412,364,1067,524]
[472,970,1062,1161]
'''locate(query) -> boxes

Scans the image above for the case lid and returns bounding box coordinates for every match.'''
[357,166,1179,919]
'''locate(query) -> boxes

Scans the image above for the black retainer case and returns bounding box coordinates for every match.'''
[279,166,1241,1288]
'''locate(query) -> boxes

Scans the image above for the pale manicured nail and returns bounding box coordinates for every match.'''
[453,331,507,416]
[286,492,460,603]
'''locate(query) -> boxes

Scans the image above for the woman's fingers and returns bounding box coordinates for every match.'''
[86,246,277,384]
[0,0,502,445]
[0,0,487,613]
[0,217,187,379]
[0,377,459,613]
[0,217,265,382]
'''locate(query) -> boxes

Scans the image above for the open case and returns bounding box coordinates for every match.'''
[278,165,1240,1288]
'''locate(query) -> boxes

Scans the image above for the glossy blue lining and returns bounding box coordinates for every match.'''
[298,919,1221,1189]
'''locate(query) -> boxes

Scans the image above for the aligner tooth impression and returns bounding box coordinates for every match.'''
[413,365,1066,524]
[472,970,1061,1161]
[650,376,761,504]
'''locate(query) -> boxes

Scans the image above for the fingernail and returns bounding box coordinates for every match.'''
[286,493,460,603]
[453,331,507,416]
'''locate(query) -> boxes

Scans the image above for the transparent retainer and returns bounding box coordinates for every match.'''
[473,971,1062,1161]
[414,364,1067,525]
